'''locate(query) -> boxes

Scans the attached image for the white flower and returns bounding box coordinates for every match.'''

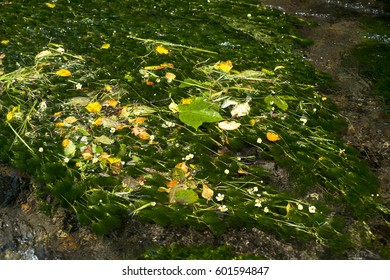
[64,157,70,163]
[185,153,194,161]
[38,147,44,153]
[110,127,116,133]
[248,187,259,195]
[299,115,308,125]
[255,198,262,207]
[256,137,262,144]
[264,206,269,213]
[162,121,176,128]
[38,100,47,112]
[224,169,230,175]
[76,83,82,90]
[297,204,303,210]
[92,157,99,164]
[80,136,88,143]
[218,205,228,212]
[309,205,316,213]
[216,193,224,202]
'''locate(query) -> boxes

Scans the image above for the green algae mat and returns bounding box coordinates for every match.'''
[1,0,389,257]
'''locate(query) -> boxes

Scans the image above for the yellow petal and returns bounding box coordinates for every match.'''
[56,69,72,77]
[266,131,281,142]
[1,40,10,45]
[45,3,56,8]
[85,102,102,113]
[101,43,110,49]
[214,60,233,73]
[155,45,169,55]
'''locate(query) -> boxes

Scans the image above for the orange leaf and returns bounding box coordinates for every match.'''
[145,80,154,86]
[103,99,118,107]
[56,69,72,77]
[167,179,179,188]
[266,131,281,142]
[138,131,150,140]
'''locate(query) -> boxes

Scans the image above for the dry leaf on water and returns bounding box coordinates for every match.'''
[266,131,281,142]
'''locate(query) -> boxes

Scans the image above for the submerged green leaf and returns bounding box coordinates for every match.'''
[264,95,289,111]
[178,97,224,130]
[174,189,199,204]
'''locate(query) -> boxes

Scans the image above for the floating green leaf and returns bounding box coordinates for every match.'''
[178,97,224,130]
[174,189,199,204]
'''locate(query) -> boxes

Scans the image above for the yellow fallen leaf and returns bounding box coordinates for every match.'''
[103,99,118,107]
[138,131,150,140]
[6,107,18,121]
[165,72,176,82]
[201,184,214,200]
[93,117,103,126]
[144,63,174,71]
[62,139,70,148]
[181,97,192,105]
[249,119,257,126]
[214,60,233,73]
[55,122,66,127]
[132,126,150,140]
[131,117,147,124]
[175,162,189,174]
[155,45,169,55]
[266,131,281,142]
[101,43,110,49]
[63,116,78,124]
[106,157,121,164]
[45,3,56,8]
[85,102,102,113]
[56,69,72,77]
[1,40,10,45]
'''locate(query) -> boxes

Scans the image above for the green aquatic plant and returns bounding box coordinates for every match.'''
[1,0,389,257]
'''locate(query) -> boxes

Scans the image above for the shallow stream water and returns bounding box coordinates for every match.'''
[1,0,390,259]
